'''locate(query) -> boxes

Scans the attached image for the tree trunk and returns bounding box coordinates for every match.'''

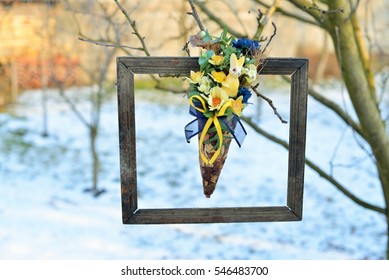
[327,0,389,258]
[90,125,101,197]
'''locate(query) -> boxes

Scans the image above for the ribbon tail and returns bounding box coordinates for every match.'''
[220,115,247,147]
[185,102,208,143]
[184,118,200,143]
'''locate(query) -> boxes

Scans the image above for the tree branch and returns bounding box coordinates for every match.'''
[287,0,332,28]
[113,0,151,56]
[251,83,287,124]
[252,0,322,27]
[221,0,249,35]
[343,0,359,22]
[188,0,205,31]
[282,75,366,139]
[78,36,144,51]
[57,86,91,129]
[241,116,386,215]
[192,0,246,38]
[252,0,280,41]
[262,21,277,54]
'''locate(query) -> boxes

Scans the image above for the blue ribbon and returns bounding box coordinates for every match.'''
[184,104,247,148]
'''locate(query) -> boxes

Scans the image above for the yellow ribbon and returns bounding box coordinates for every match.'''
[189,95,232,165]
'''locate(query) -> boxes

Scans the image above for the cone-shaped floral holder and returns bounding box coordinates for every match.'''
[185,101,246,197]
[199,126,231,198]
[198,119,236,197]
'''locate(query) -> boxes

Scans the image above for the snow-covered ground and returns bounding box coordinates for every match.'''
[0,81,387,259]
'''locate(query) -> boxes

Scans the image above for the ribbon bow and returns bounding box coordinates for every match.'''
[184,95,247,165]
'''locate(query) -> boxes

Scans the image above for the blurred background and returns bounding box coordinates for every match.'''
[1,0,389,260]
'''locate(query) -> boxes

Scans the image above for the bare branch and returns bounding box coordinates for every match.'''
[182,41,191,57]
[343,0,360,22]
[251,83,287,124]
[252,0,322,27]
[221,0,249,35]
[192,0,246,38]
[282,75,366,139]
[262,22,277,54]
[188,0,205,31]
[287,0,333,28]
[78,37,144,51]
[305,2,344,21]
[252,0,280,41]
[241,116,386,215]
[58,86,91,129]
[113,0,151,56]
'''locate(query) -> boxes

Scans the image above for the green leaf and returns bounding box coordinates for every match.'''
[245,58,256,64]
[203,111,214,118]
[198,50,214,72]
[200,63,214,75]
[203,134,219,145]
[223,107,234,117]
[206,126,217,133]
[212,37,220,44]
[187,90,200,98]
[219,26,234,46]
[202,29,212,43]
[226,113,234,121]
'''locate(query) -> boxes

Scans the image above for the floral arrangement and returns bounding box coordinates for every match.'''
[184,29,264,197]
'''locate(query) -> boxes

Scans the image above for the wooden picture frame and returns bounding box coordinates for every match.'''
[117,57,308,224]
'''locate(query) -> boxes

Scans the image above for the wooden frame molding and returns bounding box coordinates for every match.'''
[117,57,308,224]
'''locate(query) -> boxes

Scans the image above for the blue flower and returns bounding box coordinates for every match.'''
[238,87,252,103]
[232,38,260,51]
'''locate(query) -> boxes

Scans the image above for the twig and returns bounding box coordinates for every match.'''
[240,116,386,215]
[113,0,151,56]
[282,75,365,138]
[57,86,91,129]
[255,11,270,42]
[262,22,277,54]
[304,2,344,22]
[182,41,191,57]
[188,0,205,31]
[252,9,265,41]
[252,0,321,27]
[78,37,143,51]
[344,0,360,22]
[251,83,287,124]
[192,0,246,38]
[252,0,280,41]
[287,0,330,27]
[222,0,249,35]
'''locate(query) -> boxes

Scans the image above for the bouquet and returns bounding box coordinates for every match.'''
[184,29,264,197]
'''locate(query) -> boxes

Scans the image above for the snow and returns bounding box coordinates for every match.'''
[0,81,387,260]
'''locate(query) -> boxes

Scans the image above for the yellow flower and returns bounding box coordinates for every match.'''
[197,76,212,94]
[209,55,224,66]
[231,96,244,116]
[188,70,203,84]
[207,86,228,111]
[210,70,226,83]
